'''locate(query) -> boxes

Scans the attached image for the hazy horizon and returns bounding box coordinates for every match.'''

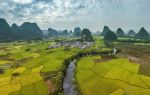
[0,0,150,32]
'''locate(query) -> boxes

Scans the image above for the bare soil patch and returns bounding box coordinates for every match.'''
[46,79,55,94]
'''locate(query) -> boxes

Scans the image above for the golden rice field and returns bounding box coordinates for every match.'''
[0,40,79,95]
[76,56,150,95]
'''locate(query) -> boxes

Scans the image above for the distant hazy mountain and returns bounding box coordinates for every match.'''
[104,30,117,41]
[69,30,73,35]
[62,30,68,36]
[73,27,81,36]
[135,27,150,39]
[116,28,124,37]
[0,18,15,41]
[42,30,48,36]
[128,30,136,37]
[0,18,12,32]
[11,23,18,32]
[101,26,110,36]
[21,22,43,34]
[19,22,44,39]
[48,28,59,37]
[0,18,44,41]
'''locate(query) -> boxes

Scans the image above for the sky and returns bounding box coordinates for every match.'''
[0,0,150,32]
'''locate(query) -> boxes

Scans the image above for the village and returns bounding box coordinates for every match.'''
[49,41,93,49]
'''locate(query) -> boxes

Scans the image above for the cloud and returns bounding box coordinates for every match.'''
[11,0,33,4]
[0,0,150,31]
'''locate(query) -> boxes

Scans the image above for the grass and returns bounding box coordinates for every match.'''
[12,67,26,74]
[76,56,150,95]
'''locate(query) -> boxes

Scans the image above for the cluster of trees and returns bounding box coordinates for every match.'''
[0,18,44,41]
[102,26,150,41]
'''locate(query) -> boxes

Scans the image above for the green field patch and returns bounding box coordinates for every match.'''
[76,70,119,95]
[34,80,48,95]
[14,46,23,49]
[21,69,32,76]
[91,62,113,77]
[0,69,13,78]
[20,84,36,95]
[77,56,100,71]
[20,73,43,86]
[32,53,39,58]
[0,60,13,65]
[31,65,44,73]
[91,36,104,49]
[9,80,48,95]
[104,67,148,88]
[12,67,26,74]
[139,75,150,87]
[0,84,21,95]
[109,88,124,95]
[102,58,139,73]
[0,77,11,86]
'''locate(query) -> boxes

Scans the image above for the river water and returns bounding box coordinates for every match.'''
[63,60,76,95]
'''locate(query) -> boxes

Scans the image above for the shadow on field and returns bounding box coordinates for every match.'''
[93,55,117,63]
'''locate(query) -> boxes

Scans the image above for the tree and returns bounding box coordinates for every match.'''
[128,30,136,37]
[116,28,124,37]
[81,28,93,42]
[104,30,117,41]
[101,26,110,36]
[135,27,150,39]
[73,27,81,36]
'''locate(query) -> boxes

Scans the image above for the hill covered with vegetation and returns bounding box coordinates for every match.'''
[0,18,44,41]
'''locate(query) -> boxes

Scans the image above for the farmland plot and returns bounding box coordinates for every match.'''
[76,56,150,95]
[0,40,79,95]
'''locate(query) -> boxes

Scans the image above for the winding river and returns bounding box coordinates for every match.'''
[63,49,117,95]
[63,60,77,95]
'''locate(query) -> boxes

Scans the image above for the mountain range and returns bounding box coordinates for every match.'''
[0,18,44,41]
